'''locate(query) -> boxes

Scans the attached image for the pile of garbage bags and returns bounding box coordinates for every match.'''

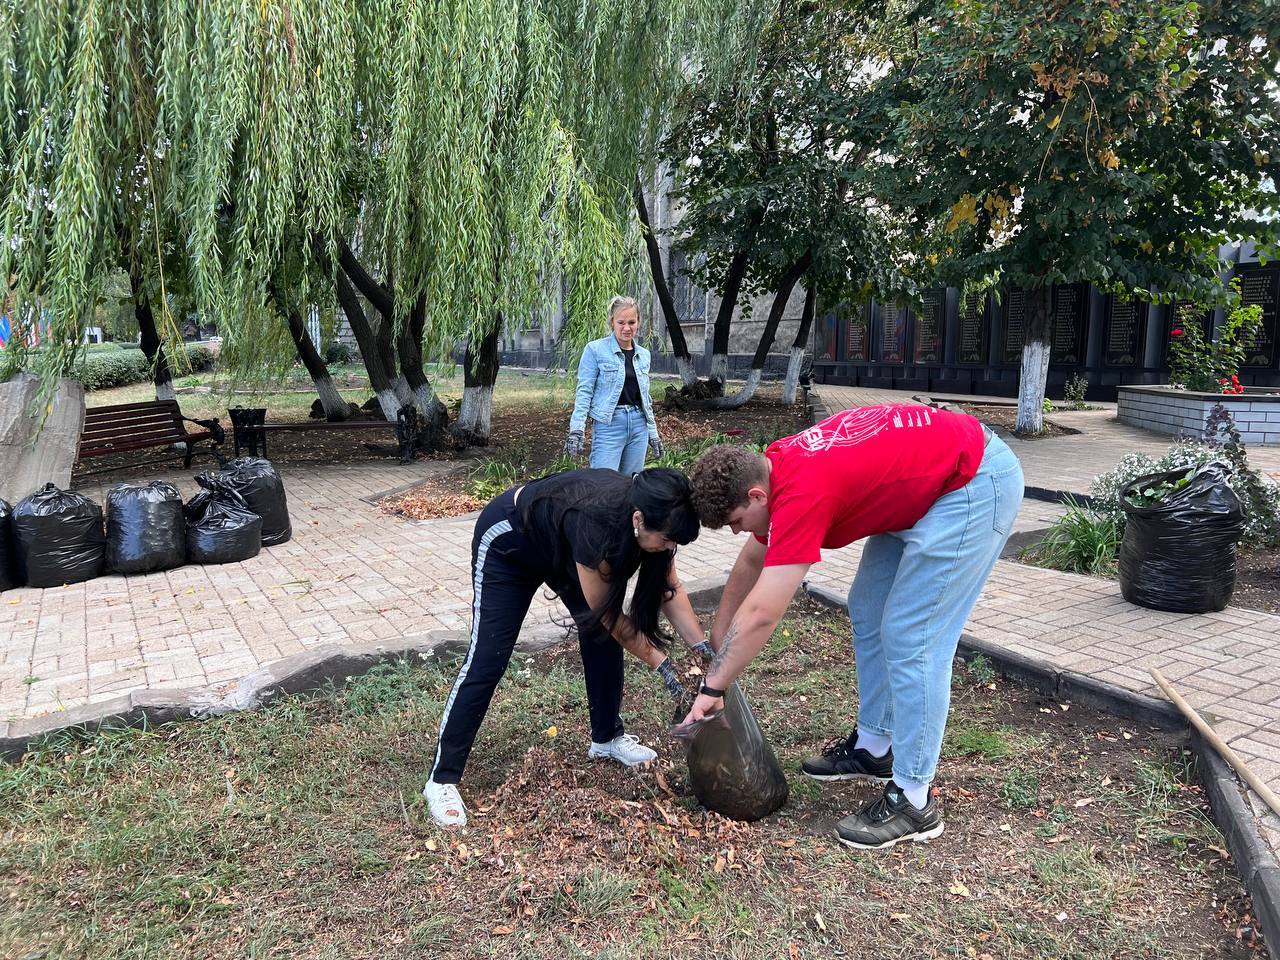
[0,457,291,592]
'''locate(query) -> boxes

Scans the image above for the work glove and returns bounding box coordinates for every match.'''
[564,429,584,457]
[648,434,665,460]
[690,640,715,662]
[655,657,684,699]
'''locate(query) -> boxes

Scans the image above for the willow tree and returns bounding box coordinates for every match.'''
[2,0,773,449]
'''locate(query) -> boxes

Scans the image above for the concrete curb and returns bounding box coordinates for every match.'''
[802,578,1280,960]
[0,575,730,762]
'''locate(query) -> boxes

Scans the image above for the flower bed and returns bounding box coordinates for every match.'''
[1117,385,1280,445]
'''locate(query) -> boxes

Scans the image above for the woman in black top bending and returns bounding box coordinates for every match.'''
[423,467,708,828]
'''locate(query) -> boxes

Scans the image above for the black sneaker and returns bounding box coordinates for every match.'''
[801,732,893,782]
[834,782,944,850]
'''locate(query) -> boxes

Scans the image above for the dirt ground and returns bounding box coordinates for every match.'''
[1232,545,1280,615]
[957,402,1080,439]
[2,598,1264,959]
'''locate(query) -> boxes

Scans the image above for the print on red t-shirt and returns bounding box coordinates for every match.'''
[759,404,986,566]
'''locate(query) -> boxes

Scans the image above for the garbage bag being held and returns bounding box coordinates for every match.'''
[185,473,262,565]
[12,484,106,588]
[1118,460,1244,614]
[218,457,291,546]
[672,683,789,822]
[106,481,186,574]
[0,498,19,591]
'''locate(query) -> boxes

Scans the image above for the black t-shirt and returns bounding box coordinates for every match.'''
[516,469,639,591]
[618,349,643,407]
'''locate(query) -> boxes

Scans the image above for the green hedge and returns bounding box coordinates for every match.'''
[76,343,216,391]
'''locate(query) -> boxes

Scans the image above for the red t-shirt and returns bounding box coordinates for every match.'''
[760,404,986,566]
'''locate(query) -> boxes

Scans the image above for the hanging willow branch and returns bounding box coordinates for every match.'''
[2,0,775,399]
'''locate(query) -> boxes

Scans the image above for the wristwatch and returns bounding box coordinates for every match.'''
[699,683,726,698]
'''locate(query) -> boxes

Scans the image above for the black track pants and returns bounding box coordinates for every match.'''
[429,488,625,785]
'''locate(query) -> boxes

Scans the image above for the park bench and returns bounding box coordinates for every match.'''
[77,400,225,473]
[229,405,421,464]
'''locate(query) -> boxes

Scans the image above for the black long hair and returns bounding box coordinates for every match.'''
[516,467,700,648]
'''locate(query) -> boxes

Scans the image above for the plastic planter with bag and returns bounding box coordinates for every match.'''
[671,684,789,822]
[185,474,263,565]
[0,498,18,591]
[1118,461,1244,614]
[12,484,106,588]
[106,481,186,574]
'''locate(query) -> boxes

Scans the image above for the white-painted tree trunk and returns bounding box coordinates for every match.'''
[392,375,413,407]
[315,374,349,420]
[373,387,402,422]
[455,384,494,442]
[412,382,448,425]
[675,355,697,388]
[0,374,85,504]
[154,380,176,402]
[781,347,805,405]
[1015,339,1051,434]
[713,368,761,409]
[709,353,728,386]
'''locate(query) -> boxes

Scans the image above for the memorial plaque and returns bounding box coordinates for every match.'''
[913,289,944,363]
[815,309,839,361]
[1103,295,1145,367]
[1238,266,1279,368]
[958,292,988,365]
[1002,289,1026,364]
[845,305,869,361]
[1051,284,1085,365]
[878,301,906,363]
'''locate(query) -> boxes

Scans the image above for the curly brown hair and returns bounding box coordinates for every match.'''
[688,444,769,528]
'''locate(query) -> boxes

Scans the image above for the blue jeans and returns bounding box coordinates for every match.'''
[590,406,648,475]
[847,435,1023,789]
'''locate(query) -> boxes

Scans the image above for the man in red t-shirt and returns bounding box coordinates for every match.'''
[687,404,1024,849]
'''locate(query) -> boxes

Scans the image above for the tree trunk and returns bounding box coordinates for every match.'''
[782,283,817,406]
[634,176,697,387]
[454,328,500,446]
[335,268,401,421]
[272,287,350,421]
[0,374,85,505]
[1015,286,1053,434]
[399,295,449,430]
[708,208,765,389]
[715,250,811,409]
[130,269,174,402]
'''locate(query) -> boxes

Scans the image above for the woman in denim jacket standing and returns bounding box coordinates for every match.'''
[564,296,664,474]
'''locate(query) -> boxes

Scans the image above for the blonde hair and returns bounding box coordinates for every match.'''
[607,295,640,327]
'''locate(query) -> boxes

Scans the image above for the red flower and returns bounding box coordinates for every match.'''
[1172,328,1184,337]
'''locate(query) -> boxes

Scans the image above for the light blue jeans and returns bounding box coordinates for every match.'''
[590,406,649,475]
[847,435,1023,789]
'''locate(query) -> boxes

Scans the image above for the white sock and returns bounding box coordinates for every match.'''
[855,730,892,758]
[895,778,930,810]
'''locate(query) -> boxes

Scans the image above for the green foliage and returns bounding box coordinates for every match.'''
[1023,496,1124,575]
[651,433,732,472]
[999,769,1041,811]
[1064,373,1089,410]
[1167,293,1264,392]
[466,445,533,501]
[1041,396,1054,415]
[1092,441,1280,546]
[1123,473,1190,508]
[75,343,214,391]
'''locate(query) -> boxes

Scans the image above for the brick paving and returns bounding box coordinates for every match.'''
[1,385,1277,847]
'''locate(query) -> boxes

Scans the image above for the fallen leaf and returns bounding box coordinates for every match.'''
[1122,732,1132,740]
[789,944,802,960]
[948,881,972,898]
[713,856,726,875]
[425,838,438,851]
[1059,704,1071,712]
[814,913,827,932]
[545,725,558,738]
[890,913,912,922]
[776,839,797,848]
[492,925,513,935]
[1045,835,1068,844]
[999,823,1011,832]
[1100,776,1113,788]
[1074,797,1095,808]
[1055,911,1069,922]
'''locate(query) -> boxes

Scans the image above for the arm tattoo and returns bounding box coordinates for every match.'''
[708,620,739,680]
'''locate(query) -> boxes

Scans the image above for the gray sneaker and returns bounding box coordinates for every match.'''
[835,782,944,850]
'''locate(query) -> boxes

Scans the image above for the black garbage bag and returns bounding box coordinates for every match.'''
[671,684,789,822]
[0,498,18,591]
[12,484,106,588]
[219,457,291,546]
[105,481,186,574]
[185,474,263,565]
[1118,461,1244,614]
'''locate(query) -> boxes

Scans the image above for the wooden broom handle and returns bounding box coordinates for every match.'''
[1150,667,1280,821]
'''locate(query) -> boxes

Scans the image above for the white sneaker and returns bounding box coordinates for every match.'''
[423,779,467,828]
[588,733,657,767]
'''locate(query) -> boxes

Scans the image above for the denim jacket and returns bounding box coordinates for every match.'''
[569,334,659,439]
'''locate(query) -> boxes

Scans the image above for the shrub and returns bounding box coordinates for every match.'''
[183,344,215,372]
[1167,289,1264,393]
[325,342,353,366]
[76,349,149,390]
[1064,372,1089,410]
[1092,438,1280,546]
[1022,496,1124,576]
